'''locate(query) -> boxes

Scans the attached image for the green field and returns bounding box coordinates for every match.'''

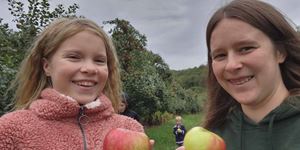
[145,113,203,150]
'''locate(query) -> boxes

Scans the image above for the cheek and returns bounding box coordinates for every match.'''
[211,62,227,90]
[49,63,70,79]
[212,62,223,79]
[99,68,109,84]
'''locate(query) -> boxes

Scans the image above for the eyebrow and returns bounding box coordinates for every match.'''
[63,49,106,56]
[62,49,81,53]
[232,40,257,47]
[210,40,258,56]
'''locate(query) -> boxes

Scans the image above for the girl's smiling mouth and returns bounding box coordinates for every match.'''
[73,80,97,87]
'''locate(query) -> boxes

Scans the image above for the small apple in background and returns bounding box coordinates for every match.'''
[177,128,182,133]
[103,128,151,150]
[183,126,226,150]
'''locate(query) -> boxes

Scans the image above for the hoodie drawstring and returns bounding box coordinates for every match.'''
[240,112,276,150]
[240,113,244,150]
[268,114,276,150]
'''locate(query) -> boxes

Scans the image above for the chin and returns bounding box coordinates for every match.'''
[236,97,257,106]
[76,97,98,105]
[232,93,257,103]
[83,100,96,105]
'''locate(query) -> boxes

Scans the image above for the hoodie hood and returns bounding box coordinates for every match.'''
[29,88,115,122]
[215,95,300,150]
[232,95,300,126]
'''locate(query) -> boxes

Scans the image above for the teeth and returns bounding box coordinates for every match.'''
[229,76,253,85]
[75,81,95,87]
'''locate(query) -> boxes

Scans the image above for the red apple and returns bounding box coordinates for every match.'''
[103,128,151,150]
[183,126,226,150]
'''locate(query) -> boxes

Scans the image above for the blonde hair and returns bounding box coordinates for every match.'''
[10,17,122,111]
[175,116,182,121]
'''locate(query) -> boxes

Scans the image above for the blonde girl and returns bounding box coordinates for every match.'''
[0,17,147,149]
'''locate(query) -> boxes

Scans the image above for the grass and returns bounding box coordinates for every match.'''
[145,113,203,150]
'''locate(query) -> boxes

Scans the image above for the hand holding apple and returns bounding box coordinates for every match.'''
[183,126,226,150]
[103,128,151,150]
[177,128,182,133]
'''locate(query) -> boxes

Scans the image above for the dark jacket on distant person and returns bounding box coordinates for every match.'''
[173,124,186,146]
[121,108,141,122]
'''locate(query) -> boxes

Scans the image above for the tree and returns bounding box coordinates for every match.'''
[104,18,147,72]
[8,0,79,51]
[124,50,166,123]
[104,18,203,124]
[105,18,176,124]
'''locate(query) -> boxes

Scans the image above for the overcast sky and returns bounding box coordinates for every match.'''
[0,0,299,70]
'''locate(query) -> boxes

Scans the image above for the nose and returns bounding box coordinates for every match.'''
[225,53,242,72]
[80,61,98,74]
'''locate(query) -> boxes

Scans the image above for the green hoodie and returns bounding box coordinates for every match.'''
[213,95,300,150]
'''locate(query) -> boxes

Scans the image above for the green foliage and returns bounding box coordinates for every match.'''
[151,111,174,125]
[122,50,168,124]
[104,18,147,72]
[8,0,79,50]
[105,18,206,125]
[172,65,208,91]
[104,19,170,124]
[0,0,79,115]
[173,66,208,108]
[0,19,21,114]
[161,65,209,115]
[163,83,204,115]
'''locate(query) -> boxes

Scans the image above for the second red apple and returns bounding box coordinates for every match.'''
[103,128,151,150]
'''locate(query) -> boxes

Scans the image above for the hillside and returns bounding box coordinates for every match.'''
[171,65,208,92]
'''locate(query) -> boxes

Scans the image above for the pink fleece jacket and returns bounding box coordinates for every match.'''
[0,88,144,150]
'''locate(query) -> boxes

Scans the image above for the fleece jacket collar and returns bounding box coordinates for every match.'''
[29,88,115,121]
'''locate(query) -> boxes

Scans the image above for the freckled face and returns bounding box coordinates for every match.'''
[210,18,287,108]
[43,31,108,104]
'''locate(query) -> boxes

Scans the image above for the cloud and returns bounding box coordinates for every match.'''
[1,0,299,70]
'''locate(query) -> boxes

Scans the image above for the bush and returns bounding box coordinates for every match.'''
[151,111,174,125]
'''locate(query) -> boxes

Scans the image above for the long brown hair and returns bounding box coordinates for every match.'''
[9,18,122,111]
[204,0,300,129]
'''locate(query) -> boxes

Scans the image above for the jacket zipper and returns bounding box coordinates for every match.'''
[78,106,88,150]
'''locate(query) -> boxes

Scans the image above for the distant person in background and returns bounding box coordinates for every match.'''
[118,92,141,122]
[173,116,186,147]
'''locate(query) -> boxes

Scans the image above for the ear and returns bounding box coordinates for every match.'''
[42,58,51,76]
[276,50,286,64]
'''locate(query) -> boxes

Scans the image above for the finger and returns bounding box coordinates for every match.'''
[150,139,155,145]
[150,139,155,149]
[176,146,185,150]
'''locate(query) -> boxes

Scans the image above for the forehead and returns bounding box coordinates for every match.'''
[60,31,105,48]
[210,18,270,50]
